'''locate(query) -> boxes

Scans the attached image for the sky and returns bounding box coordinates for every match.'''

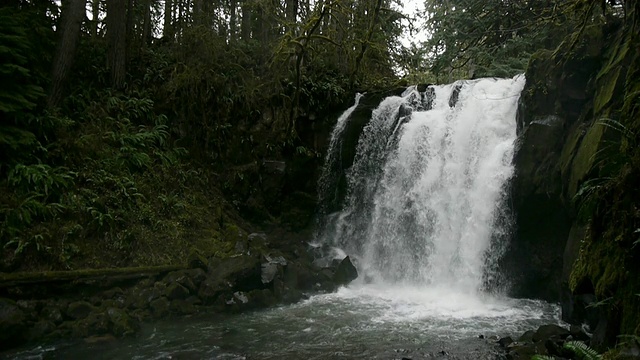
[399,0,430,46]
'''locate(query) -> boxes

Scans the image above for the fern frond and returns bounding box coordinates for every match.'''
[531,355,555,360]
[563,340,602,360]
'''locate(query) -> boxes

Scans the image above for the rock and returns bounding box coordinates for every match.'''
[248,233,268,247]
[41,305,64,325]
[187,251,208,270]
[107,307,139,337]
[84,334,117,344]
[499,336,514,347]
[261,262,280,284]
[0,298,27,348]
[66,301,95,320]
[164,282,190,300]
[261,255,286,284]
[533,324,570,342]
[247,289,277,308]
[569,324,590,341]
[127,283,164,309]
[206,254,262,292]
[170,299,197,315]
[333,256,358,286]
[70,312,110,338]
[150,297,170,318]
[505,342,541,360]
[544,337,565,357]
[518,330,535,343]
[27,320,56,340]
[233,291,249,304]
[163,269,204,293]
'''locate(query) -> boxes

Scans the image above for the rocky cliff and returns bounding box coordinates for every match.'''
[506,6,640,349]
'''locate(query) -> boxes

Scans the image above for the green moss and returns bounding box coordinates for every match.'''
[569,123,605,196]
[594,66,621,116]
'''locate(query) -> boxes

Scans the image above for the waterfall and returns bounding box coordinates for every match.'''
[317,75,526,295]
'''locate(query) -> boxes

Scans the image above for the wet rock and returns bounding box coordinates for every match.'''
[84,334,117,344]
[164,282,190,300]
[248,233,268,248]
[505,342,543,360]
[70,312,110,338]
[128,283,163,309]
[333,256,358,286]
[107,307,139,337]
[569,324,590,341]
[66,301,95,320]
[170,299,197,315]
[233,291,249,304]
[150,297,170,318]
[0,298,27,347]
[163,269,205,293]
[499,336,514,347]
[41,305,64,325]
[518,330,535,343]
[533,324,570,342]
[28,320,56,340]
[247,289,277,308]
[187,251,208,270]
[261,255,286,284]
[261,262,280,284]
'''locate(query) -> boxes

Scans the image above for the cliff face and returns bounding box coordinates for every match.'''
[507,7,640,348]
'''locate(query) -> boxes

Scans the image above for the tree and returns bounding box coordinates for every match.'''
[48,0,86,108]
[107,0,127,89]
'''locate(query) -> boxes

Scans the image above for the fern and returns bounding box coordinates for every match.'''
[8,164,76,197]
[531,356,555,360]
[563,340,602,360]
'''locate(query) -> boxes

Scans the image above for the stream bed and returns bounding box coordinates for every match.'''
[6,284,561,360]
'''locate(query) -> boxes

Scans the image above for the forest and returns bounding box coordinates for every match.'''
[1,0,639,358]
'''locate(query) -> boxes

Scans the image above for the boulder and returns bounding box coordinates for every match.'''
[70,311,110,338]
[66,301,95,320]
[533,324,570,343]
[0,298,27,348]
[498,336,514,347]
[164,282,190,300]
[170,299,197,315]
[150,297,171,318]
[333,256,358,286]
[27,320,56,340]
[107,307,139,337]
[40,304,64,325]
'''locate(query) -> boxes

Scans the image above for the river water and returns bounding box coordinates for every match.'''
[5,76,564,359]
[8,284,560,359]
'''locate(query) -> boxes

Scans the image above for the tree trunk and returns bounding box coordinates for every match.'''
[241,0,252,40]
[48,0,86,108]
[142,0,152,46]
[285,0,297,33]
[229,0,237,42]
[107,0,127,89]
[126,0,136,52]
[91,0,100,36]
[163,0,173,40]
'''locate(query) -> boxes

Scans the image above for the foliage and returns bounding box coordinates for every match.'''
[563,341,602,360]
[530,356,555,360]
[420,0,586,81]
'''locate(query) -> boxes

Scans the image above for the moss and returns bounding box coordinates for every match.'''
[593,66,621,116]
[0,265,184,287]
[568,123,605,196]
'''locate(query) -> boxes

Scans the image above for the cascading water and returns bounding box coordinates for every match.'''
[7,76,563,360]
[317,76,525,295]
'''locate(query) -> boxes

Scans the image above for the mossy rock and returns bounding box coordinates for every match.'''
[568,122,606,197]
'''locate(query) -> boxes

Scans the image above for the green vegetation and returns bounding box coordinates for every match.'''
[1,0,640,352]
[564,341,602,360]
[0,0,409,271]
